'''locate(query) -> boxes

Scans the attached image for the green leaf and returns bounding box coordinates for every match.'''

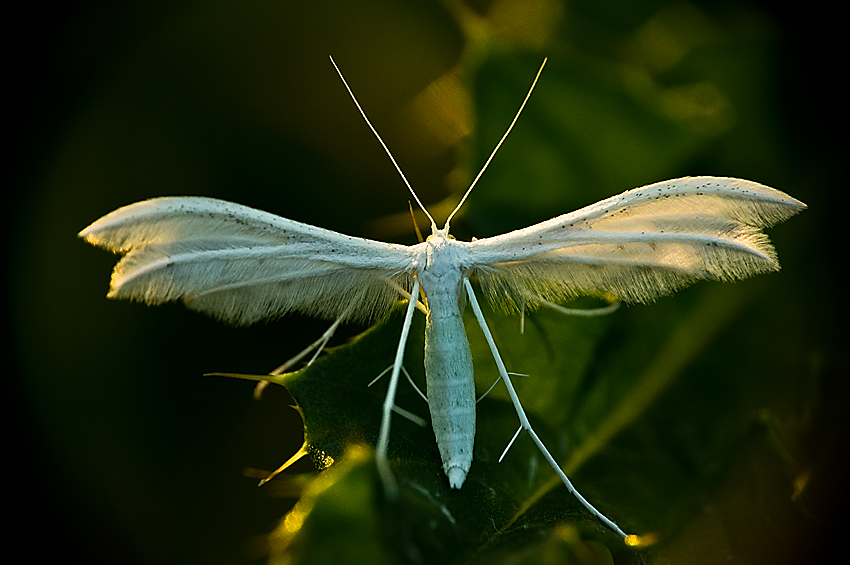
[249,277,770,564]
[263,302,630,565]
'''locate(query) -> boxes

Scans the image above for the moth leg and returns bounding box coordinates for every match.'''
[477,372,528,403]
[253,307,353,399]
[518,296,619,335]
[499,425,523,462]
[269,317,343,376]
[401,366,428,403]
[376,278,421,497]
[368,365,428,426]
[367,364,395,388]
[389,405,427,428]
[371,365,428,403]
[385,278,428,314]
[536,296,621,317]
[464,279,629,540]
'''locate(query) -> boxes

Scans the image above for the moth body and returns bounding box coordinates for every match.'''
[417,231,475,488]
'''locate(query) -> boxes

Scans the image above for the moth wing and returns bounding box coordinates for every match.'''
[465,177,806,310]
[80,197,414,325]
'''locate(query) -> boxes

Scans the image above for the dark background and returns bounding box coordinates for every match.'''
[8,1,842,563]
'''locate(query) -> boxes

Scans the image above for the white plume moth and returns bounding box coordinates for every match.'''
[79,57,806,540]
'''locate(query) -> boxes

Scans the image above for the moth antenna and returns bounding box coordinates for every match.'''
[408,201,425,243]
[329,55,437,232]
[444,57,548,232]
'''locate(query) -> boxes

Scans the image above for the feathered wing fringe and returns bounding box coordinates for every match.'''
[80,197,414,325]
[470,177,806,311]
